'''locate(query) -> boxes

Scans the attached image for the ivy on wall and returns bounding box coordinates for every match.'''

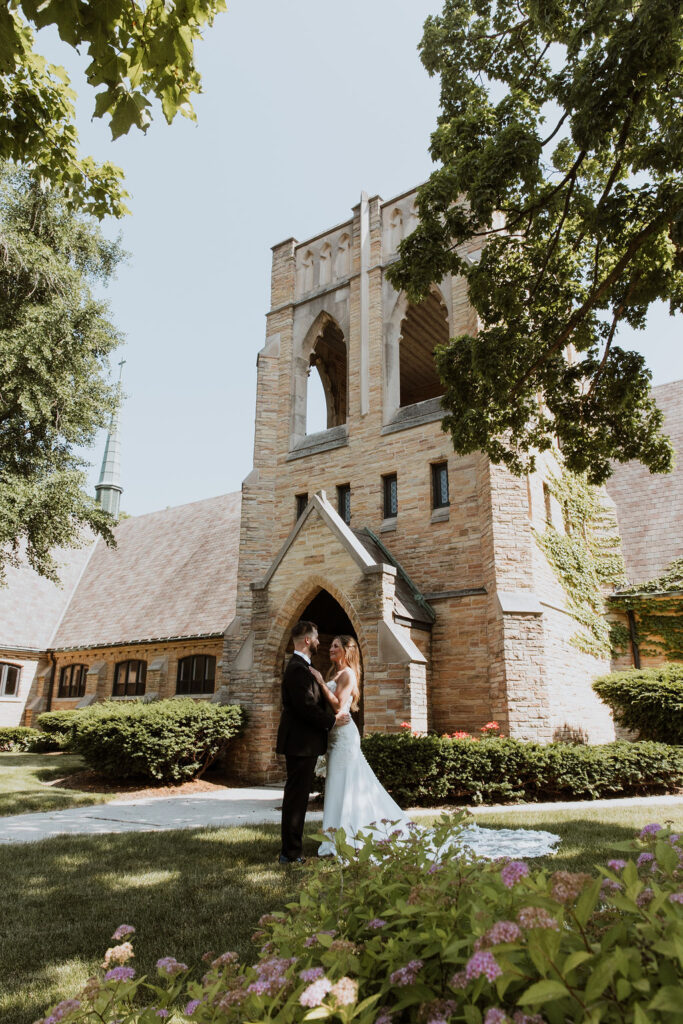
[535,470,626,657]
[610,559,683,662]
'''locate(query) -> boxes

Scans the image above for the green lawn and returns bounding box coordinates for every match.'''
[2,802,683,1024]
[0,752,111,816]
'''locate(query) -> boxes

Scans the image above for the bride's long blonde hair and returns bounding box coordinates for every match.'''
[330,634,362,711]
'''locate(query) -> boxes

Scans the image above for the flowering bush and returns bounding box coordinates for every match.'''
[360,732,683,805]
[36,818,683,1023]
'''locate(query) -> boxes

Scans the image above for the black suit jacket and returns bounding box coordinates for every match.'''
[276,653,336,757]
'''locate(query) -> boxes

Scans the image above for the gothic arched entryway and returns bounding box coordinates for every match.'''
[287,588,364,734]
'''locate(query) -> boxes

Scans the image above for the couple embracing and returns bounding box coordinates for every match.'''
[276,619,407,863]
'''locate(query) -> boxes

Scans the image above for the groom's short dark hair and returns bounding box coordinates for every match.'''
[292,619,317,641]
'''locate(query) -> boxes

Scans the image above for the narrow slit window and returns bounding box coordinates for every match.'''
[431,462,449,509]
[296,493,308,520]
[337,484,351,525]
[383,474,398,519]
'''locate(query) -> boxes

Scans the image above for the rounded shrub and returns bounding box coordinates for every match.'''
[70,699,246,783]
[0,726,40,751]
[360,732,683,805]
[593,665,683,744]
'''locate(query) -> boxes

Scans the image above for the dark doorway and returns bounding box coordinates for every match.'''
[285,589,364,734]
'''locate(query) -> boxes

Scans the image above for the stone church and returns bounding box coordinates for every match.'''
[1,185,681,784]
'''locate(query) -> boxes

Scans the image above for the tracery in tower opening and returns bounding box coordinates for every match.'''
[307,317,348,432]
[398,289,449,407]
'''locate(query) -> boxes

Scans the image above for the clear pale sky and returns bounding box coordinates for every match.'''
[40,1,682,516]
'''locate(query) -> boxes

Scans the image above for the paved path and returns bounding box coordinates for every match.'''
[1,790,681,845]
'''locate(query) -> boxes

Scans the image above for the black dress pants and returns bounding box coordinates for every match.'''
[281,754,317,859]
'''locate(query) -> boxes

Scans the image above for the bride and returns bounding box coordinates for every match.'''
[314,634,559,861]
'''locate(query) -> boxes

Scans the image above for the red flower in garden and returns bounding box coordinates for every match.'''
[399,722,411,730]
[480,721,501,733]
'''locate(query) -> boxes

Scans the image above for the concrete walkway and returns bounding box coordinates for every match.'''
[1,790,681,845]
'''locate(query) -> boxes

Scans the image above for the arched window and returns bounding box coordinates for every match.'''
[399,290,449,407]
[177,654,216,695]
[319,243,332,286]
[390,208,403,252]
[58,664,87,698]
[299,250,314,293]
[307,318,347,431]
[0,662,20,697]
[113,660,146,697]
[335,233,351,278]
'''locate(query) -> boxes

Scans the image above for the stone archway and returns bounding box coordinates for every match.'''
[279,586,365,735]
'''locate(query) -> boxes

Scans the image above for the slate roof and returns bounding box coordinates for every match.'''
[606,380,683,585]
[0,542,94,652]
[52,492,241,650]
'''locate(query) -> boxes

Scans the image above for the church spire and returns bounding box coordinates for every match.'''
[95,359,125,518]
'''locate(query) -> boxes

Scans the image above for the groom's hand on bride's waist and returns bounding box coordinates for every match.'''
[334,710,350,727]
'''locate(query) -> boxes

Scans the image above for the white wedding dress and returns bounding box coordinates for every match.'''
[318,678,559,860]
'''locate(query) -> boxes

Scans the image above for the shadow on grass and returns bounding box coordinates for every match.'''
[0,823,300,1024]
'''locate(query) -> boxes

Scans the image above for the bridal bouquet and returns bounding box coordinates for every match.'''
[314,754,327,778]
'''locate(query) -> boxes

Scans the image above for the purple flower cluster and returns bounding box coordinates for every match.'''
[184,1001,201,1016]
[512,1014,546,1024]
[636,888,654,907]
[211,951,239,968]
[465,951,502,982]
[639,823,663,839]
[299,967,325,982]
[389,959,424,986]
[375,1008,394,1024]
[484,1010,508,1024]
[517,906,559,931]
[247,956,296,997]
[111,924,135,941]
[104,967,135,983]
[299,976,332,1008]
[482,920,521,947]
[637,852,655,868]
[607,859,626,871]
[156,957,187,977]
[449,970,467,990]
[44,1000,81,1023]
[668,892,683,904]
[501,860,529,888]
[601,878,622,893]
[368,918,387,929]
[420,997,458,1024]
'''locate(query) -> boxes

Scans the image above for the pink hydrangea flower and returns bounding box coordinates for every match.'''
[501,861,529,888]
[299,976,332,1007]
[484,1010,508,1024]
[330,976,358,1006]
[102,942,134,968]
[517,906,559,931]
[465,952,502,982]
[484,920,522,945]
[111,925,135,941]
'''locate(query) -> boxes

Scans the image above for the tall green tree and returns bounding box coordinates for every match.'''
[388,0,682,485]
[0,163,125,583]
[0,0,226,218]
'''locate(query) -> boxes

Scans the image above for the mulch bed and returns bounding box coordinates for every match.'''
[45,768,239,800]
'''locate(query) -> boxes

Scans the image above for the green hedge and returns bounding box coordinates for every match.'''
[69,699,247,783]
[0,726,40,751]
[34,709,81,750]
[593,665,683,744]
[361,733,683,804]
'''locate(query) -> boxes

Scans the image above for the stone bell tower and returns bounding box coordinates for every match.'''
[223,188,616,782]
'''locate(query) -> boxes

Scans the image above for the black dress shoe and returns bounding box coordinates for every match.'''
[278,854,306,864]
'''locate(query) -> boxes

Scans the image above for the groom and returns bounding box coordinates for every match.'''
[276,619,348,863]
